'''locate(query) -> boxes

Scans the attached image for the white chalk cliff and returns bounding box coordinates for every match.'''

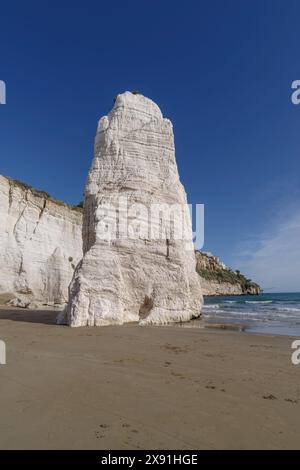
[58,92,203,326]
[0,176,82,307]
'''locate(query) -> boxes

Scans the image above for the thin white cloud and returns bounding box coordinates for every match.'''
[234,207,300,293]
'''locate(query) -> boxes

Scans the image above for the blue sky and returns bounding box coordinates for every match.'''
[1,0,300,291]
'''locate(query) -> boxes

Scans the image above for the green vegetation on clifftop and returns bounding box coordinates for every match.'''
[195,251,261,295]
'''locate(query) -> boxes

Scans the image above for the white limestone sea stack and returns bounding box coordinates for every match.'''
[58,92,203,326]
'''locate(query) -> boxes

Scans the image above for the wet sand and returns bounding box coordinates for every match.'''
[0,308,299,449]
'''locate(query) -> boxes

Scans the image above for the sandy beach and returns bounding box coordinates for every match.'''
[0,307,299,450]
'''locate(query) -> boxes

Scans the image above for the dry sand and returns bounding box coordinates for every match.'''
[0,308,299,450]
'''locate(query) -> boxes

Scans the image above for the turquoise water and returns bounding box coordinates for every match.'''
[202,292,300,336]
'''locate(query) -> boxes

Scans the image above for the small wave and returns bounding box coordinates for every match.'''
[203,304,220,310]
[279,307,300,313]
[202,293,300,336]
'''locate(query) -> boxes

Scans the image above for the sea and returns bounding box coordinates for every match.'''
[200,292,300,337]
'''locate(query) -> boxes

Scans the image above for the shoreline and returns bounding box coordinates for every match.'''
[0,304,298,338]
[203,292,300,338]
[0,308,300,449]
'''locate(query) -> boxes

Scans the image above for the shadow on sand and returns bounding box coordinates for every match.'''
[0,308,60,325]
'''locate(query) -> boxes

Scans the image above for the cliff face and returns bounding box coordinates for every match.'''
[59,92,203,326]
[0,175,82,307]
[0,178,261,308]
[196,251,262,296]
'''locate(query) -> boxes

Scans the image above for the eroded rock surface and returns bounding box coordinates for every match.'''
[0,176,82,308]
[59,92,203,326]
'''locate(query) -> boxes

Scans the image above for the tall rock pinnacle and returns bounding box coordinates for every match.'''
[58,92,203,326]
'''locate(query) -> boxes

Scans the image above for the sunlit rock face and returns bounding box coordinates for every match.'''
[58,92,203,326]
[0,175,82,308]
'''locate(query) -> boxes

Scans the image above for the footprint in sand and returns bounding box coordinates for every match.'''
[162,343,189,354]
[262,394,277,400]
[284,398,298,404]
[205,385,216,390]
[171,371,185,379]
